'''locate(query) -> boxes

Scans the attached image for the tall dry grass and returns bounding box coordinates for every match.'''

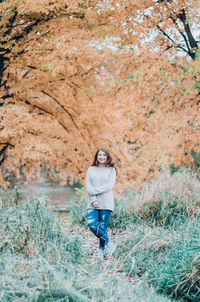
[68,168,200,301]
[113,169,200,227]
[0,189,173,302]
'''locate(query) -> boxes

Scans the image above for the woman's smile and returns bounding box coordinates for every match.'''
[97,151,107,164]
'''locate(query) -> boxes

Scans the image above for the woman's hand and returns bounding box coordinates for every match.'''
[88,192,93,197]
[93,201,99,208]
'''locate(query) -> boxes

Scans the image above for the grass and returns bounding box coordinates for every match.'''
[69,168,200,229]
[0,196,172,302]
[115,216,200,301]
[0,168,199,301]
[0,194,86,301]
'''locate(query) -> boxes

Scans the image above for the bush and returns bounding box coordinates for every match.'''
[190,150,200,168]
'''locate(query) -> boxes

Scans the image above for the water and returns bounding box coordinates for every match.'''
[18,183,74,210]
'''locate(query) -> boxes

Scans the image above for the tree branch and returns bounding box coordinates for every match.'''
[156,23,190,55]
[0,142,14,166]
[170,16,190,52]
[178,9,198,49]
[23,99,69,133]
[41,90,92,150]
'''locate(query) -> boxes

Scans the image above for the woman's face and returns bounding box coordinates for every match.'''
[97,150,107,165]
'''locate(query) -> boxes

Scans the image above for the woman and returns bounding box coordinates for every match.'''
[86,147,116,259]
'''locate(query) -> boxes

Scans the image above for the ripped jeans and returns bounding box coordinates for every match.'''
[87,209,112,250]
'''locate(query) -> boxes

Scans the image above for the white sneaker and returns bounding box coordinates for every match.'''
[105,243,116,257]
[97,249,104,259]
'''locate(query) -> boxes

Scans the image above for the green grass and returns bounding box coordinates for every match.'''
[115,215,200,301]
[0,196,173,302]
[69,169,200,229]
[0,196,86,301]
[0,168,199,301]
[66,168,200,301]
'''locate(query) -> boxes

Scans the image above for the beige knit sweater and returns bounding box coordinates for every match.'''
[86,166,116,211]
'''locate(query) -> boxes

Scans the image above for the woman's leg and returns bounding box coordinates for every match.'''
[98,210,111,250]
[87,209,110,249]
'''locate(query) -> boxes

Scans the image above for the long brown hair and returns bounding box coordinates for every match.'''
[92,147,115,169]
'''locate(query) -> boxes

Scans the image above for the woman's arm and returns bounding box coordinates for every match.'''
[86,168,93,193]
[90,168,116,195]
[86,168,99,207]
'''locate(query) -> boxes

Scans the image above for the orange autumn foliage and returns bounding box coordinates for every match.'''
[0,0,199,189]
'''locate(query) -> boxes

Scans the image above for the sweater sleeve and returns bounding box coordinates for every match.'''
[91,168,116,195]
[86,167,93,193]
[86,168,98,204]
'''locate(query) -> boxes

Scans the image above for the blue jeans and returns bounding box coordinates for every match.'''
[87,209,111,250]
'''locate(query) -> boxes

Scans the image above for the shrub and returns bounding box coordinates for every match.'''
[190,150,200,168]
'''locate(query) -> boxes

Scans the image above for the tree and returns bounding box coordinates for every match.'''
[0,0,199,187]
[87,0,199,59]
